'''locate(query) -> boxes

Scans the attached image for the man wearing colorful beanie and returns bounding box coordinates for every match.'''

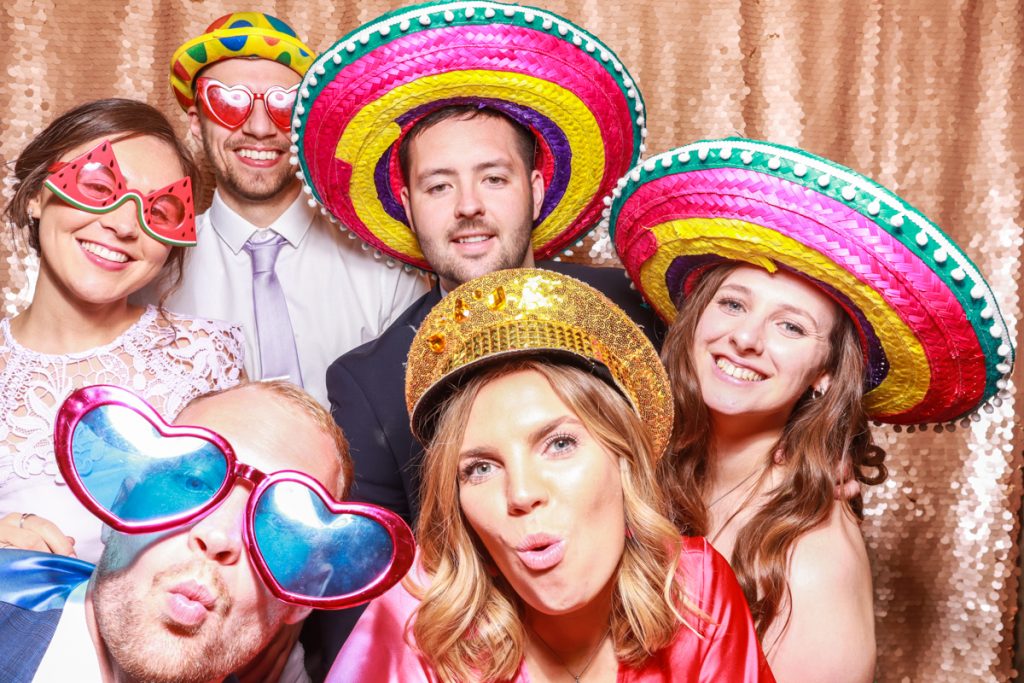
[161,13,428,408]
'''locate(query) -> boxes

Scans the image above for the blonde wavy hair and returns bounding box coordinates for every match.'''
[411,359,698,682]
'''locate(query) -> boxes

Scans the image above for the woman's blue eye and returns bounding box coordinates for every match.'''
[717,297,743,312]
[546,433,578,454]
[459,459,497,484]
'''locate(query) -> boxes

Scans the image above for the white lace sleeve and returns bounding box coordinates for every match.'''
[0,307,245,562]
[150,311,247,417]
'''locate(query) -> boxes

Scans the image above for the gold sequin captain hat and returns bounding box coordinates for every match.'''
[406,269,673,458]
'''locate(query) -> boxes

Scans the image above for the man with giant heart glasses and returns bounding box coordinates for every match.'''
[0,382,413,683]
[152,12,428,409]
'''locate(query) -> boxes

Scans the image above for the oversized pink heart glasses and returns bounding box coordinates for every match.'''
[54,384,415,610]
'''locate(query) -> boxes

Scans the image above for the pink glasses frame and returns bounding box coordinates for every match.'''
[53,384,415,609]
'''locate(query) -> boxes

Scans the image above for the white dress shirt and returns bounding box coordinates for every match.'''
[163,192,429,406]
[33,581,102,682]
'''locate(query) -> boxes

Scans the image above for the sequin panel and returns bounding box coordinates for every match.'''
[0,2,1019,680]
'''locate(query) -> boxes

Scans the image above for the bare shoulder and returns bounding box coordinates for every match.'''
[788,503,871,594]
[765,504,875,683]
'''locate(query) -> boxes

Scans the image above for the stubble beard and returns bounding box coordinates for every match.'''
[417,215,535,289]
[93,562,279,683]
[202,130,297,204]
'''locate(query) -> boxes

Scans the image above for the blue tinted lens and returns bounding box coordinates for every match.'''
[252,480,395,599]
[72,405,228,523]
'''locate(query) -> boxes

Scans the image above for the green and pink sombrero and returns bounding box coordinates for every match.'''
[291,0,646,270]
[609,138,1013,426]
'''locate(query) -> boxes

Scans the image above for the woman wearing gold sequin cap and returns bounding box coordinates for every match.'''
[609,138,1014,682]
[330,269,774,682]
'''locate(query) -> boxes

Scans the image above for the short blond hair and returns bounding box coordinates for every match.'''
[183,380,352,499]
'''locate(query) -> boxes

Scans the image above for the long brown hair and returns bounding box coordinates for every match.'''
[413,360,694,682]
[3,98,200,312]
[659,262,887,640]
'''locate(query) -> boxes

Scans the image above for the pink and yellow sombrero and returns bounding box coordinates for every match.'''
[610,138,1013,426]
[170,12,315,111]
[292,0,646,270]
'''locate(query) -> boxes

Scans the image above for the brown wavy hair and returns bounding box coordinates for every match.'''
[3,98,200,314]
[412,360,697,682]
[658,262,887,641]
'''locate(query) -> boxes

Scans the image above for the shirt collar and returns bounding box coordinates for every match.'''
[208,191,317,254]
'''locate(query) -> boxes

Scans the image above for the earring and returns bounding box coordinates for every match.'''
[811,387,825,399]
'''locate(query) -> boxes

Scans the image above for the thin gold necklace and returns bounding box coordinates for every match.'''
[707,466,763,509]
[529,624,610,682]
[708,466,766,545]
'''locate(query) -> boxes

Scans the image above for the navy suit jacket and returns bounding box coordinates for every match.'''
[302,264,662,675]
[0,550,94,683]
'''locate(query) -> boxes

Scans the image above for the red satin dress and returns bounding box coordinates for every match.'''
[329,536,775,682]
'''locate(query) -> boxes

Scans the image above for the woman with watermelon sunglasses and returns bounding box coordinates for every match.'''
[0,98,246,563]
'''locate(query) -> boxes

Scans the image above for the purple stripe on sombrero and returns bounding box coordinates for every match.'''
[395,98,570,223]
[374,147,408,225]
[664,255,888,391]
[617,168,986,422]
[371,98,571,226]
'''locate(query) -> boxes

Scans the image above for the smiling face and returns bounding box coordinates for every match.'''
[691,265,837,430]
[189,58,300,206]
[91,386,338,683]
[29,135,182,307]
[400,113,544,291]
[456,369,625,618]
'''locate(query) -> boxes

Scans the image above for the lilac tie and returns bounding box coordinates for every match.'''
[243,231,303,386]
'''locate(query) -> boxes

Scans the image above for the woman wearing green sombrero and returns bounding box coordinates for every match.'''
[610,138,1013,682]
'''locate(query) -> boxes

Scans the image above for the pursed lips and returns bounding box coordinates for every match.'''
[163,577,219,629]
[514,532,566,571]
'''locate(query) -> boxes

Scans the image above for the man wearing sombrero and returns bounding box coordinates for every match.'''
[293,0,656,525]
[161,12,428,408]
[291,0,659,662]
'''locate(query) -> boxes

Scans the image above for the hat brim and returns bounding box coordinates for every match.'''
[405,269,673,457]
[170,27,314,109]
[610,138,1013,425]
[294,0,646,269]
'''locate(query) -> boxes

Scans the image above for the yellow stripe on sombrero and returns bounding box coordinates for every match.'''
[337,70,605,261]
[639,217,929,417]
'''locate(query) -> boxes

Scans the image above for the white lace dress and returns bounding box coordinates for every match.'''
[0,306,245,562]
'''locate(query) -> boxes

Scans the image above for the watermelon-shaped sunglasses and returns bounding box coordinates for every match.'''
[44,140,196,247]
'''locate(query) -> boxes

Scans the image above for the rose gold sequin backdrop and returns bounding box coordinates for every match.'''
[0,1,1020,679]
